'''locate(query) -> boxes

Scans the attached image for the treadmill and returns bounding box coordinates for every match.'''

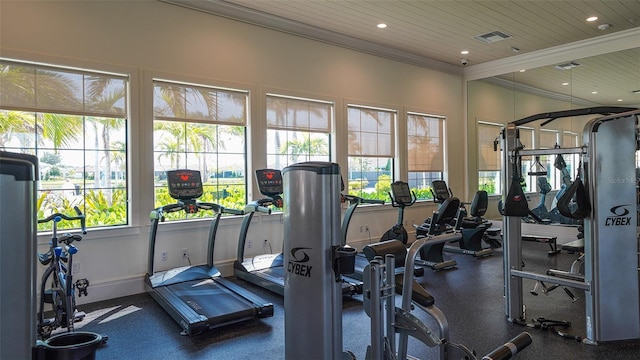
[234,168,362,296]
[145,169,273,336]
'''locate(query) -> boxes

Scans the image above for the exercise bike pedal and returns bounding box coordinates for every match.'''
[73,310,87,322]
[43,289,54,304]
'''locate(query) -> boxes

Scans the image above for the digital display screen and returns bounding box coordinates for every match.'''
[167,170,203,200]
[431,180,450,201]
[391,181,412,204]
[255,169,283,196]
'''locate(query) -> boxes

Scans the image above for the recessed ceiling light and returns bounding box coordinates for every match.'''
[586,16,598,22]
[461,50,469,55]
[555,62,580,70]
[377,23,387,29]
[592,91,598,94]
[617,99,624,102]
[562,82,569,86]
[519,69,526,73]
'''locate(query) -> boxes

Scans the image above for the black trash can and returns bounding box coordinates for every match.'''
[36,332,104,360]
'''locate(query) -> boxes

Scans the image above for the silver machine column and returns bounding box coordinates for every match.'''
[0,151,39,359]
[582,111,640,343]
[283,162,354,360]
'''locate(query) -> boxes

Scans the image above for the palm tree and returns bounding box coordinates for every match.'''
[280,134,328,163]
[85,76,126,193]
[0,110,35,149]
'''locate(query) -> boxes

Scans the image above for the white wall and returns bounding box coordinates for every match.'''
[1,0,463,302]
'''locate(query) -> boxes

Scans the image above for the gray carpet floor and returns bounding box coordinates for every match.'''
[75,223,640,360]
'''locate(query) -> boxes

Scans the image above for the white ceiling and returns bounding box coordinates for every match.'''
[165,0,640,105]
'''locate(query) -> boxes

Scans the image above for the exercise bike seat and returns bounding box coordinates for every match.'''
[561,239,584,253]
[394,274,435,308]
[362,240,433,306]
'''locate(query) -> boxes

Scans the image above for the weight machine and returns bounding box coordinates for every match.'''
[500,107,640,344]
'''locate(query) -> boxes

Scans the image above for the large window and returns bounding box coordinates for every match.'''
[347,105,395,201]
[407,112,444,200]
[152,80,247,219]
[266,94,332,170]
[562,131,580,184]
[518,127,535,193]
[539,129,560,189]
[477,122,502,195]
[0,59,128,231]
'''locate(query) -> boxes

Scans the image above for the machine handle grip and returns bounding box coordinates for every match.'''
[73,206,87,234]
[38,206,87,234]
[256,206,272,214]
[361,198,385,205]
[223,207,244,216]
[482,332,532,360]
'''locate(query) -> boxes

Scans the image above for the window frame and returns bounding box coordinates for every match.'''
[265,92,333,171]
[346,103,397,201]
[0,57,132,233]
[406,111,446,201]
[151,77,250,221]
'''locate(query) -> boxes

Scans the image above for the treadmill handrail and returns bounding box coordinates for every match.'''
[342,193,385,206]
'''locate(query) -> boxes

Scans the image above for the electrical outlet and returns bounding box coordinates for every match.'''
[182,248,188,258]
[72,262,80,274]
[161,251,167,261]
[248,240,252,248]
[365,225,370,232]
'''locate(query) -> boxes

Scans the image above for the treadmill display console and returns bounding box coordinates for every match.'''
[167,170,203,200]
[391,181,412,204]
[255,169,283,196]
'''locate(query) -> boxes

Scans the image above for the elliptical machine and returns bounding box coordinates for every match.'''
[380,181,415,245]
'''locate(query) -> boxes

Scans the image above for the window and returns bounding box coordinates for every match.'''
[347,105,395,201]
[562,131,579,184]
[153,79,247,219]
[539,129,560,189]
[518,127,535,193]
[477,122,502,195]
[407,112,444,200]
[0,59,128,231]
[266,94,332,170]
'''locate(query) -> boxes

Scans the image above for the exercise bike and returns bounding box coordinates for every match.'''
[36,207,91,340]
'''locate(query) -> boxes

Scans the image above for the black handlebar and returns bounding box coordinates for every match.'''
[38,206,87,234]
[151,202,244,220]
[223,207,244,216]
[342,193,385,205]
[482,332,532,360]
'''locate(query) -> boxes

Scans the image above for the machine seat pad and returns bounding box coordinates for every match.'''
[561,239,584,252]
[362,239,407,268]
[394,274,434,308]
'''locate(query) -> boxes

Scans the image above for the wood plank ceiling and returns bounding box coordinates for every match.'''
[165,0,640,106]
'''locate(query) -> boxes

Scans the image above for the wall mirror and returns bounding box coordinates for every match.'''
[467,47,640,220]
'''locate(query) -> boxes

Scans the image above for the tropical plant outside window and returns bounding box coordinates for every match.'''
[347,105,395,201]
[0,59,128,232]
[477,121,502,195]
[153,80,247,221]
[266,94,332,171]
[407,112,444,200]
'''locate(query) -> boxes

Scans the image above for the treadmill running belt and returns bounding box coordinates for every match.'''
[168,279,258,322]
